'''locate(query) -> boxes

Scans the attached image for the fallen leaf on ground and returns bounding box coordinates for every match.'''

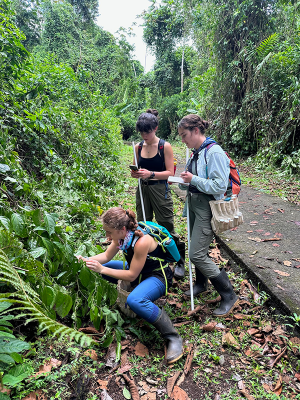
[248,237,262,242]
[263,383,271,392]
[167,371,181,397]
[278,209,285,213]
[234,314,250,320]
[171,386,190,400]
[273,375,283,396]
[273,243,280,247]
[84,349,97,361]
[274,270,290,277]
[295,373,300,381]
[97,380,108,389]
[222,332,240,349]
[273,326,285,336]
[283,260,292,266]
[202,321,218,331]
[134,342,149,357]
[277,284,285,290]
[32,359,62,378]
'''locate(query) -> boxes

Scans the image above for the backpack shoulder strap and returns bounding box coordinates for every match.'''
[158,139,165,168]
[138,140,144,163]
[204,143,217,164]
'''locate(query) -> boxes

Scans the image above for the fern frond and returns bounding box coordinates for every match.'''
[0,249,95,346]
[257,33,279,58]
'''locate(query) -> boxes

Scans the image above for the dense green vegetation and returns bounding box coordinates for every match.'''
[0,0,300,397]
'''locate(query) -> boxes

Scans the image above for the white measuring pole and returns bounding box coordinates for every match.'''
[132,141,146,222]
[186,148,194,311]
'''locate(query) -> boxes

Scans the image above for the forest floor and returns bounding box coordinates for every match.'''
[14,143,300,400]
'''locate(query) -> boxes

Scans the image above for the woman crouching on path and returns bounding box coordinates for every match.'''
[178,114,239,317]
[77,207,183,364]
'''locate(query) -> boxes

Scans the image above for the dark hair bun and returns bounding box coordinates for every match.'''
[145,108,159,117]
[203,120,209,129]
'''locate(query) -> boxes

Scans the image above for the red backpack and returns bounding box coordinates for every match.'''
[204,143,241,197]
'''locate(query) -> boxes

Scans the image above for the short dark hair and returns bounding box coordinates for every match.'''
[136,109,159,133]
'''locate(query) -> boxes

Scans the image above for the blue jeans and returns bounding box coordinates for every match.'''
[102,261,165,323]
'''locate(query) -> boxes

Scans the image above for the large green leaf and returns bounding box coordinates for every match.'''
[44,213,56,236]
[0,337,30,354]
[32,209,42,226]
[55,292,73,318]
[0,353,15,364]
[29,247,46,259]
[2,364,31,386]
[0,216,10,232]
[41,237,54,257]
[41,286,55,307]
[10,213,26,237]
[79,266,92,288]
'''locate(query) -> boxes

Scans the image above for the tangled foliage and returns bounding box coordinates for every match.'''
[0,0,127,350]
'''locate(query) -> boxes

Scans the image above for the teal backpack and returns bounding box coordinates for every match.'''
[137,221,180,263]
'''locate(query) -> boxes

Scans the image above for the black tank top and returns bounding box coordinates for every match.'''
[124,236,173,289]
[138,141,165,172]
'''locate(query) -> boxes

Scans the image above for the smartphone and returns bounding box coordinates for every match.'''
[129,165,139,171]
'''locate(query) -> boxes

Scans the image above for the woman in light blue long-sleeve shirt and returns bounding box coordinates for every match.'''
[178,114,239,317]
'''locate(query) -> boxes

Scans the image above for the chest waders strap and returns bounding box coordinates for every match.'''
[149,256,169,296]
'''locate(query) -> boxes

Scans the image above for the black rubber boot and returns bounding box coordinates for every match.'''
[210,268,239,317]
[174,242,185,279]
[153,308,183,364]
[184,267,208,296]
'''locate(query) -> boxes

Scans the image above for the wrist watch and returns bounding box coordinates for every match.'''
[150,171,155,179]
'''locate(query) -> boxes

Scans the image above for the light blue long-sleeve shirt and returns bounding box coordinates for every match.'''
[179,144,230,201]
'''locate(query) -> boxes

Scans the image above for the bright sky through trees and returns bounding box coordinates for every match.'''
[97,0,157,72]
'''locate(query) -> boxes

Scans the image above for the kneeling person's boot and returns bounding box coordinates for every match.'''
[174,242,186,279]
[153,308,183,364]
[210,268,239,317]
[184,267,208,296]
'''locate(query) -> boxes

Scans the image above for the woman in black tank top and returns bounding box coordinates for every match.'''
[130,109,186,280]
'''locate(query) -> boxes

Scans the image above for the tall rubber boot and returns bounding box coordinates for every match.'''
[153,308,183,364]
[174,242,185,279]
[184,267,208,296]
[210,268,239,317]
